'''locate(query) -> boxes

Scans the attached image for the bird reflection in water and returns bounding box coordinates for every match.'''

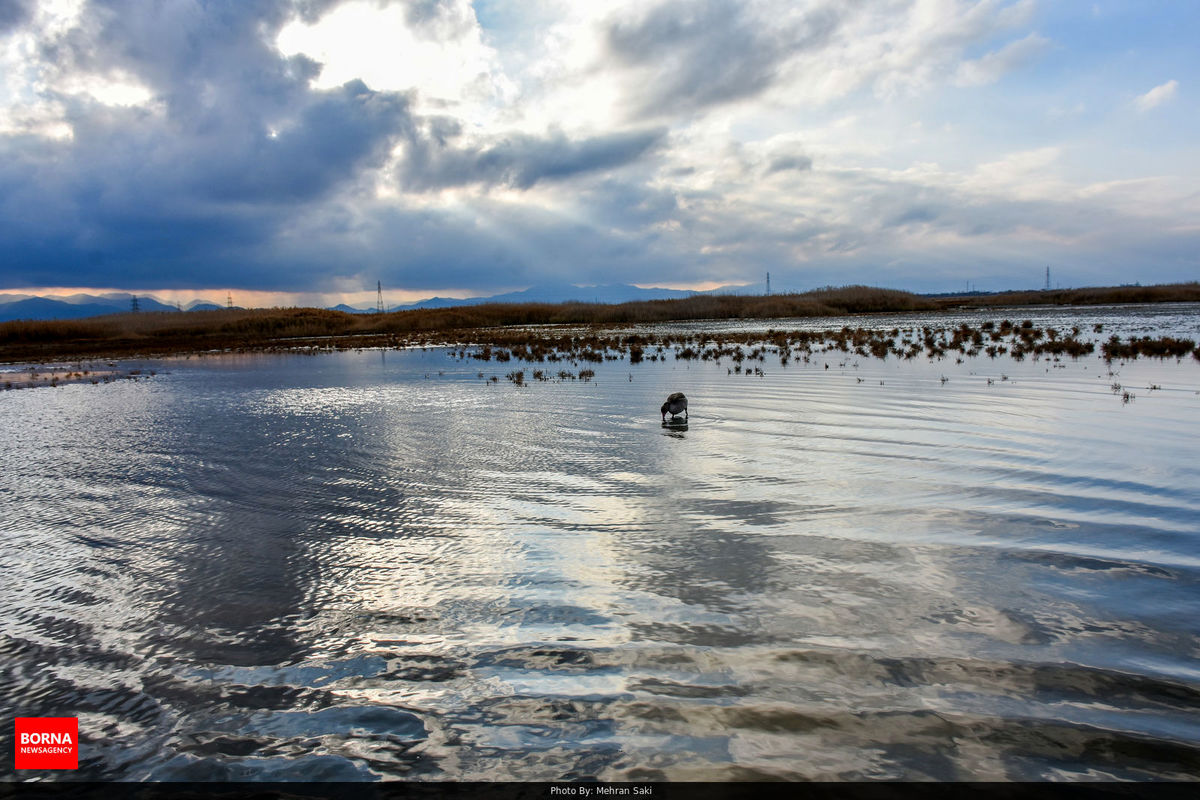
[661,420,688,437]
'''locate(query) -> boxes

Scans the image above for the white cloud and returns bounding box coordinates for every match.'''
[276,0,515,126]
[0,0,87,137]
[814,0,1038,101]
[954,32,1050,86]
[1135,79,1178,112]
[59,72,154,107]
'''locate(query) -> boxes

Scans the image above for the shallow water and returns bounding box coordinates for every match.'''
[2,308,1200,781]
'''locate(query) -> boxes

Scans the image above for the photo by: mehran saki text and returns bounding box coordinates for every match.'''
[550,786,654,796]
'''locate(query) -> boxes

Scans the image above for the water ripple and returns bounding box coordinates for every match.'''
[2,328,1199,780]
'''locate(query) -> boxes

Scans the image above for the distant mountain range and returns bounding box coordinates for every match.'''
[0,292,224,322]
[362,281,758,313]
[0,283,755,322]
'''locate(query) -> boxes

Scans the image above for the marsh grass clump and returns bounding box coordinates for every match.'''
[513,323,1102,370]
[1102,335,1196,361]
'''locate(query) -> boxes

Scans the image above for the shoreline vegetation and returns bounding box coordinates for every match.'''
[2,283,1198,370]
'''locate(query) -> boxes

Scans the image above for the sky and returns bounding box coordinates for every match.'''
[0,0,1196,306]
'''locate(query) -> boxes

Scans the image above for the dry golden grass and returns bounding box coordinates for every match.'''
[931,282,1200,308]
[0,286,932,360]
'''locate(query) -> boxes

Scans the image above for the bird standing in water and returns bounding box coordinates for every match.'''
[661,392,688,421]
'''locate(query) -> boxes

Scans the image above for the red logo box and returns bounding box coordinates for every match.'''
[15,717,78,770]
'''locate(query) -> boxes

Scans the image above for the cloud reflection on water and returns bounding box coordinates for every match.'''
[2,331,1199,779]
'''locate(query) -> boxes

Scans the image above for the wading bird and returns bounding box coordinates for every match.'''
[661,392,688,421]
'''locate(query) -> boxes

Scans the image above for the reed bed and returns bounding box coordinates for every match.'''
[930,282,1200,309]
[444,321,1114,368]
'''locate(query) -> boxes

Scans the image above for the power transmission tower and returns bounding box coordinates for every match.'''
[766,272,771,296]
[130,295,139,313]
[377,281,385,313]
[227,292,233,309]
[1044,266,1051,291]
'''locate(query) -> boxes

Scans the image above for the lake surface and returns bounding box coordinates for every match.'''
[3,306,1200,781]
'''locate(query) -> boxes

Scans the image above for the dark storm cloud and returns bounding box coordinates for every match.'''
[0,0,685,292]
[607,0,840,118]
[0,83,408,289]
[398,126,668,191]
[45,0,328,129]
[0,0,417,290]
[185,80,410,203]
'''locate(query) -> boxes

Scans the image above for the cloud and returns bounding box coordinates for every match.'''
[592,0,1048,121]
[275,0,508,116]
[259,187,701,294]
[766,154,813,175]
[1136,79,1178,112]
[0,0,1197,297]
[0,0,34,33]
[0,1,413,289]
[605,0,841,118]
[398,126,668,191]
[798,0,1038,101]
[402,0,477,39]
[954,32,1050,87]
